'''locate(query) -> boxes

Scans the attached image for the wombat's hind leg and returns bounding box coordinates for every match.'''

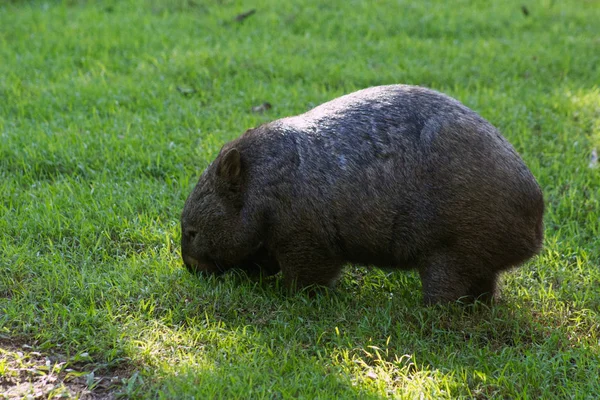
[419,252,498,304]
[464,274,498,303]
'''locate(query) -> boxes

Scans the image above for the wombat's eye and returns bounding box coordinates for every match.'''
[185,229,198,240]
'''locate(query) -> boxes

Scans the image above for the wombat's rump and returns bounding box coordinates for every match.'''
[181,85,544,303]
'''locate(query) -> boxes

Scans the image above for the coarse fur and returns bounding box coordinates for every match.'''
[181,85,544,304]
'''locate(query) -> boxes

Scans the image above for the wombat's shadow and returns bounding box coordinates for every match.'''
[161,267,547,396]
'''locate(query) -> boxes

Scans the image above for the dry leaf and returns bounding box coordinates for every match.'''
[235,9,256,23]
[251,102,272,113]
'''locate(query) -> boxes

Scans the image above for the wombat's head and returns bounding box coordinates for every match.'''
[181,146,260,275]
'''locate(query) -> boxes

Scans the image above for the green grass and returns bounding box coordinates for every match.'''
[1,0,599,398]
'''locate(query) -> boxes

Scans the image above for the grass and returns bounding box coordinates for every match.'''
[1,0,599,398]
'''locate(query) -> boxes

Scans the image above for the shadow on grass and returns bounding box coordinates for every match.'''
[4,250,597,398]
[113,266,593,398]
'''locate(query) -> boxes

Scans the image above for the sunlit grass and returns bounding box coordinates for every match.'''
[1,0,599,398]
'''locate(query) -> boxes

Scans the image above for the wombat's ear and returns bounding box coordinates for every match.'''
[217,148,242,184]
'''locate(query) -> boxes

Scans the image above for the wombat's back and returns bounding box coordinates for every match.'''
[240,85,543,278]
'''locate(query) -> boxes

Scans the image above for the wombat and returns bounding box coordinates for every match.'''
[181,85,544,303]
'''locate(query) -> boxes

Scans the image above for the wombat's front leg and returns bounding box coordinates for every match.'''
[419,252,498,304]
[274,243,344,291]
[238,247,281,277]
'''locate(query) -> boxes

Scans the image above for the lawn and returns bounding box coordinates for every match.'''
[1,0,599,398]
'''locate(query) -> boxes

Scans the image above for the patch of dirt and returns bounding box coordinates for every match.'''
[0,337,134,399]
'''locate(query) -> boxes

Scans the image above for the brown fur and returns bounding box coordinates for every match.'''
[181,85,544,303]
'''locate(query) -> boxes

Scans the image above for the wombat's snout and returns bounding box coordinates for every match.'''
[182,254,222,275]
[183,256,198,274]
[180,229,194,262]
[181,228,219,275]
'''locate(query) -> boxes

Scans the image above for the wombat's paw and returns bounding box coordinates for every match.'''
[280,263,343,293]
[237,263,281,280]
[420,278,498,305]
[237,256,281,277]
[283,281,336,298]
